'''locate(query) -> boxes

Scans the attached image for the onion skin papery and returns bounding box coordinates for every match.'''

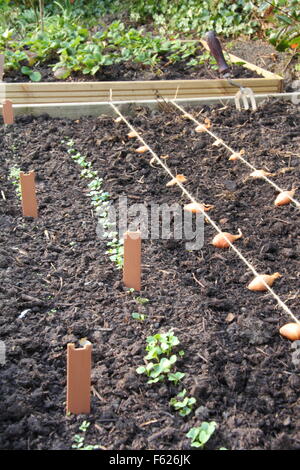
[274,189,296,206]
[229,153,240,161]
[250,169,274,178]
[247,272,282,291]
[212,229,242,248]
[135,146,149,154]
[127,131,138,138]
[279,323,300,341]
[184,202,214,213]
[229,149,245,161]
[166,174,187,187]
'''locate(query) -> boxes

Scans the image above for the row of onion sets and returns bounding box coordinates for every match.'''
[183,204,300,342]
[126,125,300,342]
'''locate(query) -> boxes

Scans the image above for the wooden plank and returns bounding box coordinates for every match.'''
[5,85,281,98]
[6,86,282,104]
[1,92,293,119]
[5,87,281,99]
[5,77,281,93]
[4,81,281,97]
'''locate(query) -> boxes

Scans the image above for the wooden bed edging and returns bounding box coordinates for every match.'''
[0,93,297,120]
[0,77,283,104]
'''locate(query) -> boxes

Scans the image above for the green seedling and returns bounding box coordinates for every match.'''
[47,308,57,315]
[135,296,149,305]
[80,168,98,179]
[137,330,185,384]
[106,237,124,269]
[21,66,42,81]
[65,139,123,269]
[8,166,21,199]
[87,178,103,190]
[72,420,99,450]
[136,355,177,384]
[186,421,217,448]
[167,371,185,385]
[79,421,90,432]
[145,330,180,360]
[170,389,196,416]
[131,312,147,322]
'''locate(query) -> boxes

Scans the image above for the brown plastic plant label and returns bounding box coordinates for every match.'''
[2,99,14,125]
[123,231,141,291]
[66,343,92,415]
[20,171,38,218]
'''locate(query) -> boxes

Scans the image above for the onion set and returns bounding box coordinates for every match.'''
[229,149,245,161]
[184,202,214,213]
[247,272,282,291]
[274,188,296,206]
[166,174,187,187]
[127,130,138,138]
[279,323,300,341]
[135,145,149,154]
[212,229,242,248]
[195,118,211,133]
[250,169,274,178]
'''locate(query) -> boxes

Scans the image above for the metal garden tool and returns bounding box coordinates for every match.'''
[206,31,257,111]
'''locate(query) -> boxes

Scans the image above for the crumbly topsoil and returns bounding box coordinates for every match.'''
[0,98,299,450]
[3,58,262,83]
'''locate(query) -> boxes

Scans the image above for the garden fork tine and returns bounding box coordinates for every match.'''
[226,78,257,111]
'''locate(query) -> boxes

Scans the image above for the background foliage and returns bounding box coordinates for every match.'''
[0,0,298,79]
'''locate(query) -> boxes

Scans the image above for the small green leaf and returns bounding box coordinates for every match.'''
[29,71,42,82]
[21,66,31,75]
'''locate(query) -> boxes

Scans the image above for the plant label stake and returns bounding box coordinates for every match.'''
[67,343,92,415]
[123,231,141,291]
[2,99,14,125]
[0,54,4,81]
[20,171,38,218]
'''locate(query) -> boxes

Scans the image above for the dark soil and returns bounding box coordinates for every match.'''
[3,58,262,83]
[228,39,299,92]
[0,98,299,450]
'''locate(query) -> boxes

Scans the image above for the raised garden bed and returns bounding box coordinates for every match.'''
[0,97,299,450]
[1,43,283,104]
